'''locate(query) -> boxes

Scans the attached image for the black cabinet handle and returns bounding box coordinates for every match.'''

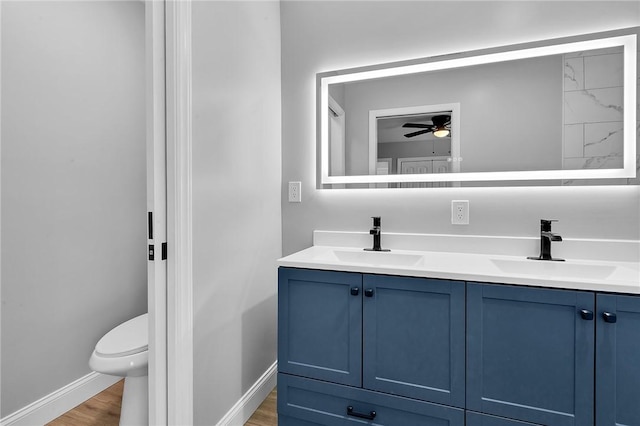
[364,289,374,297]
[350,287,359,296]
[603,312,617,323]
[347,406,376,420]
[579,309,593,320]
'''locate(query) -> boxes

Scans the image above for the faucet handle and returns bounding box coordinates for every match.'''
[371,216,381,227]
[541,219,558,231]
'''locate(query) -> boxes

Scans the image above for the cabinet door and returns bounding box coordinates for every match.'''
[363,275,465,407]
[278,268,362,386]
[596,293,640,426]
[467,283,594,426]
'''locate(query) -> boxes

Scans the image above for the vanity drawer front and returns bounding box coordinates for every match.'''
[278,268,363,387]
[278,415,323,426]
[278,373,464,426]
[466,411,542,425]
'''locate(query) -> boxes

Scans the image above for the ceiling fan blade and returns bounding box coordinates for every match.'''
[402,123,432,129]
[404,129,432,138]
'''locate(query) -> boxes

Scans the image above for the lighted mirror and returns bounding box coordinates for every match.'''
[318,28,638,188]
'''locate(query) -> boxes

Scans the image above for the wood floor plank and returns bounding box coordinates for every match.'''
[46,380,277,426]
[46,380,123,426]
[244,388,277,426]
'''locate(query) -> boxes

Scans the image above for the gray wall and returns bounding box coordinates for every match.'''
[191,1,282,424]
[341,55,563,175]
[281,1,640,255]
[1,1,146,416]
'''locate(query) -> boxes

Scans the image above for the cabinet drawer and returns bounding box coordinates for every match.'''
[279,414,324,426]
[466,411,541,425]
[278,373,464,426]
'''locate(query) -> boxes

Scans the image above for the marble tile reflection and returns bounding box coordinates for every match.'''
[583,122,624,157]
[564,155,623,170]
[563,124,584,158]
[564,57,584,91]
[584,53,623,89]
[564,87,623,124]
[561,45,633,185]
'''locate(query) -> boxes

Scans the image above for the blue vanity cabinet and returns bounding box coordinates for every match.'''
[362,274,465,408]
[278,268,363,386]
[595,293,640,426]
[466,282,595,426]
[278,267,466,425]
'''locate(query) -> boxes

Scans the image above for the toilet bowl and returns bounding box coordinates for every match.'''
[90,313,148,426]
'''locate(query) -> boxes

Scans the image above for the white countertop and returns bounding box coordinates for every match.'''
[278,244,640,294]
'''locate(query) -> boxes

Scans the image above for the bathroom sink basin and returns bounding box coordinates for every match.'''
[317,249,424,267]
[491,258,616,280]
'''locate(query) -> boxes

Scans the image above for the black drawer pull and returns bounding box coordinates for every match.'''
[347,406,376,420]
[364,289,374,297]
[350,287,359,296]
[579,309,593,320]
[603,312,617,323]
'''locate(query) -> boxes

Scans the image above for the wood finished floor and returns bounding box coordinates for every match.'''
[46,381,277,426]
[245,388,277,426]
[47,380,123,426]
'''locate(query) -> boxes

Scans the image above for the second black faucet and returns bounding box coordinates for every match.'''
[365,216,390,252]
[528,219,564,261]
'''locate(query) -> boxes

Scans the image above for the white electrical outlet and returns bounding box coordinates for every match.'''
[451,200,469,225]
[288,181,302,203]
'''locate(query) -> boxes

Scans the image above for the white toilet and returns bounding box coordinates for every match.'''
[90,313,148,426]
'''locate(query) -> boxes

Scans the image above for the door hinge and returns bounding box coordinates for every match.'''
[149,244,155,261]
[162,242,167,260]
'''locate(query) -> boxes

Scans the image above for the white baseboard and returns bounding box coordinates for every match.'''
[216,361,278,426]
[0,372,121,426]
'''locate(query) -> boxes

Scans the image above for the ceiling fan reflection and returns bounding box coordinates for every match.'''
[403,115,451,138]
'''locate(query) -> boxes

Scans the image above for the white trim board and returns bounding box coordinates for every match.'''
[216,361,277,426]
[166,0,194,424]
[0,372,120,426]
[145,0,168,424]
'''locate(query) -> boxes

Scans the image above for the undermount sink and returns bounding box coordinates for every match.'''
[318,249,424,267]
[491,258,617,279]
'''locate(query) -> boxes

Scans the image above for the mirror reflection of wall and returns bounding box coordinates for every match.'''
[331,54,564,176]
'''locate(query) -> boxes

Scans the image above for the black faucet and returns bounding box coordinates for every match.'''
[364,217,390,252]
[527,219,564,261]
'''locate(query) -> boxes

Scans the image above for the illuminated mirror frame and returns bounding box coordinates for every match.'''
[318,30,637,187]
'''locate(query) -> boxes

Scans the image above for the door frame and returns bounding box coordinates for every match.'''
[147,0,194,424]
[164,1,194,425]
[146,1,168,424]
